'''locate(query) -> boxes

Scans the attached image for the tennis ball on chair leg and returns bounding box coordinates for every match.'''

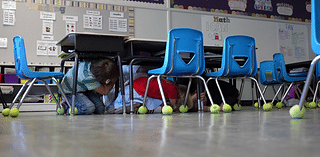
[68,107,78,115]
[222,104,232,113]
[138,106,148,114]
[254,102,259,108]
[276,102,283,109]
[289,105,306,119]
[2,108,10,116]
[210,104,220,113]
[57,107,65,115]
[233,104,241,111]
[263,103,272,111]
[9,108,19,117]
[179,105,188,113]
[162,106,173,115]
[309,102,317,109]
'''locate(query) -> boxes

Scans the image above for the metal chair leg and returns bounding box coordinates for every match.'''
[299,55,320,109]
[16,78,37,109]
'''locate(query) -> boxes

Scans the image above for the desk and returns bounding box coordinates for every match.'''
[57,32,128,114]
[123,38,223,112]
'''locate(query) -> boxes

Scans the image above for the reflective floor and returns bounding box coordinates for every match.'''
[1,106,320,157]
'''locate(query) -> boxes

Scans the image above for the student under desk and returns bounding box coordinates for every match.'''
[57,32,128,114]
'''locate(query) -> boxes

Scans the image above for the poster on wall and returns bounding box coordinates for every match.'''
[201,15,229,46]
[277,23,308,64]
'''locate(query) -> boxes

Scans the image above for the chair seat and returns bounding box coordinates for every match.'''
[288,72,308,77]
[21,71,64,80]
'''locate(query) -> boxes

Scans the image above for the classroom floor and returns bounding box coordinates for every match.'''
[1,106,320,157]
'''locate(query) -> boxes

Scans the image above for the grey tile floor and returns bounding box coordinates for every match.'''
[1,106,320,157]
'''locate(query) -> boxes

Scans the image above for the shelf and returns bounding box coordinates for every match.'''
[11,103,56,112]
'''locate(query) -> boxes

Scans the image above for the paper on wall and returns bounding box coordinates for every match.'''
[109,18,127,32]
[42,20,53,35]
[0,38,8,48]
[3,10,15,25]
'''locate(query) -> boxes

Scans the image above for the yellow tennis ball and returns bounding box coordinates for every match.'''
[9,108,19,117]
[179,105,188,113]
[276,102,283,109]
[289,105,306,119]
[309,102,317,109]
[162,106,173,115]
[210,104,220,113]
[2,108,10,116]
[303,102,310,108]
[222,104,232,113]
[138,106,148,114]
[233,104,241,111]
[263,103,272,111]
[68,107,78,115]
[254,102,259,108]
[57,107,65,115]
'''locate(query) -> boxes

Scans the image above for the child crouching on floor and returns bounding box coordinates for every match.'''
[105,77,179,114]
[60,58,119,115]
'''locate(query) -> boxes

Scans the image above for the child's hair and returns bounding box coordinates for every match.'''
[176,85,196,112]
[90,58,119,85]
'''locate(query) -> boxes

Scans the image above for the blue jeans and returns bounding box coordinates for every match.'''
[64,90,105,115]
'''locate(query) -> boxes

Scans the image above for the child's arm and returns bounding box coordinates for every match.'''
[94,82,115,95]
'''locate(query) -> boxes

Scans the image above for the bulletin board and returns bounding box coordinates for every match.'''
[0,1,134,66]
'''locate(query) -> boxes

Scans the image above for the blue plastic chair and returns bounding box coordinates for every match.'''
[206,35,266,107]
[273,53,311,104]
[142,28,215,112]
[299,0,320,109]
[259,60,285,104]
[9,36,71,112]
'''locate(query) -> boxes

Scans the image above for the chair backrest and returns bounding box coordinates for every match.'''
[219,35,257,77]
[259,60,281,85]
[13,36,32,79]
[273,53,287,82]
[311,0,320,55]
[161,28,205,76]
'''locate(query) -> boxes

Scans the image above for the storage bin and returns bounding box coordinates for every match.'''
[4,74,19,83]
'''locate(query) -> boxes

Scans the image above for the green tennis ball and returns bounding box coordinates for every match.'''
[179,105,188,113]
[276,102,283,109]
[303,102,310,108]
[254,102,259,108]
[57,107,65,115]
[210,104,220,113]
[2,108,10,116]
[263,103,272,111]
[309,102,317,109]
[289,105,306,119]
[138,106,148,114]
[233,104,241,111]
[9,108,19,117]
[222,104,232,113]
[68,107,78,115]
[162,106,173,115]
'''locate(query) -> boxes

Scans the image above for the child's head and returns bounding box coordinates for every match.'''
[90,58,119,85]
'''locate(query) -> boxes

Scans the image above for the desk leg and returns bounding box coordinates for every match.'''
[129,60,134,114]
[117,55,126,114]
[71,53,79,115]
